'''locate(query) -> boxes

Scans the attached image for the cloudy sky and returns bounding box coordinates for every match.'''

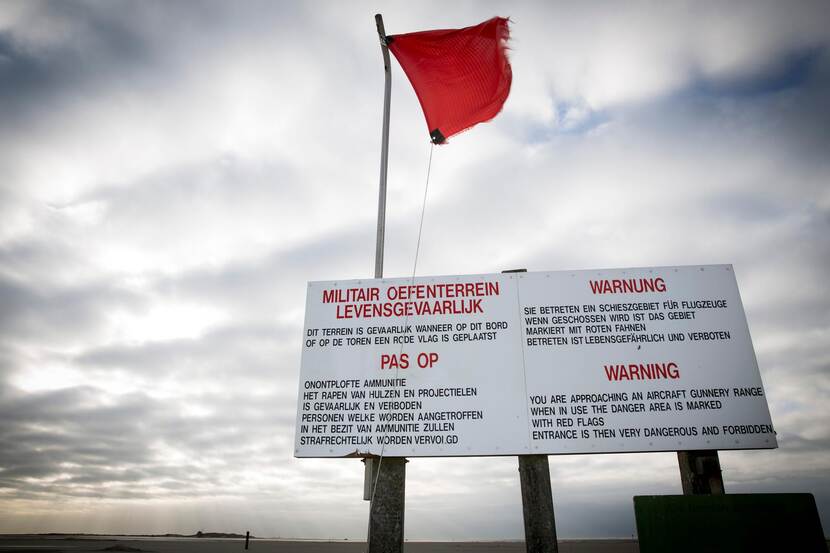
[1,0,829,540]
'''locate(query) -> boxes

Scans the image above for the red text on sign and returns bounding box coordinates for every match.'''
[589,277,667,294]
[604,362,680,381]
[381,353,409,370]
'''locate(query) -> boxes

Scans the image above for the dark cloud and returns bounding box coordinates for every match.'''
[0,382,296,502]
[151,224,378,313]
[0,272,144,345]
[0,2,157,131]
[74,322,296,376]
[0,0,313,140]
[688,47,826,98]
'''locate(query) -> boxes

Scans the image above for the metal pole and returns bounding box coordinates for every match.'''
[365,15,392,489]
[374,13,391,281]
[365,14,406,553]
[677,450,725,495]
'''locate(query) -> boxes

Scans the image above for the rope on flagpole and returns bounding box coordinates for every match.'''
[411,142,434,279]
[368,140,435,512]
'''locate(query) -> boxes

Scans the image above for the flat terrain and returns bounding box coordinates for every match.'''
[0,536,640,553]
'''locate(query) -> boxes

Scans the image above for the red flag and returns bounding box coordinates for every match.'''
[388,17,511,144]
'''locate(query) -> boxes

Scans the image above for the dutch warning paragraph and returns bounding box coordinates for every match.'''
[294,266,776,457]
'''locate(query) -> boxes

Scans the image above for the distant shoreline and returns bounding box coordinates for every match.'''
[0,533,641,542]
[0,532,253,539]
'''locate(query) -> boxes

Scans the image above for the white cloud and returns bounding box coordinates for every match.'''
[0,0,828,540]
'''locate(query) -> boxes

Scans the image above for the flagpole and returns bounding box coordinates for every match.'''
[374,13,391,280]
[364,15,406,553]
[366,15,391,496]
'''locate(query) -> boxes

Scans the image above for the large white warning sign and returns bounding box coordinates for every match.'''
[294,265,776,457]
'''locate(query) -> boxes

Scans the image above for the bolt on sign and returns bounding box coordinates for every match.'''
[294,265,776,458]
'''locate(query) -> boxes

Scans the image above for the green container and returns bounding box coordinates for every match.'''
[634,493,826,553]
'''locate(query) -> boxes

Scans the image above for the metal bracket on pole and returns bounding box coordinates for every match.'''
[677,450,725,495]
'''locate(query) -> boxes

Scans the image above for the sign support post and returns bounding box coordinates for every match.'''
[367,457,406,553]
[365,13,406,553]
[519,455,559,553]
[503,268,558,553]
[677,450,725,495]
